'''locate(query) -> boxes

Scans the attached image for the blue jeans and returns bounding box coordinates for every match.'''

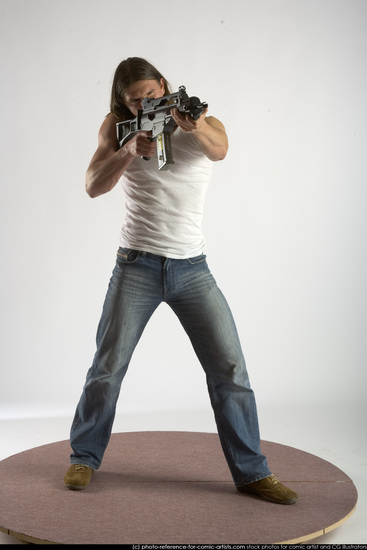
[70,249,271,485]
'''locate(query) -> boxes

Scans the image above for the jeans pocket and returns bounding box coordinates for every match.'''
[186,253,207,265]
[116,248,140,264]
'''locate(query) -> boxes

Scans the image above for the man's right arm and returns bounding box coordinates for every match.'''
[85,113,155,198]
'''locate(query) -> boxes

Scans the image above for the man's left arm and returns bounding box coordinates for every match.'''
[171,110,229,161]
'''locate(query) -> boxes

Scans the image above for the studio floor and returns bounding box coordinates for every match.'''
[0,404,365,545]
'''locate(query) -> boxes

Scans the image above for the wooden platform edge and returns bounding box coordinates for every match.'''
[1,503,357,546]
[277,503,357,544]
[0,524,58,545]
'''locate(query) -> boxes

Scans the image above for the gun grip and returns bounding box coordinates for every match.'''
[142,136,155,161]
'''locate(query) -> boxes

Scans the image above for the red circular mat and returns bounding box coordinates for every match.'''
[0,432,357,544]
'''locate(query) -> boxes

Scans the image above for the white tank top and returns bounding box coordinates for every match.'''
[119,128,212,259]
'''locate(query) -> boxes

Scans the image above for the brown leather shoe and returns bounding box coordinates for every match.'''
[64,464,94,490]
[237,474,298,505]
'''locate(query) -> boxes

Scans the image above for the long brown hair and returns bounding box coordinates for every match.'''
[110,57,171,120]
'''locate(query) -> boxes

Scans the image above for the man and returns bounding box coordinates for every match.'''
[64,57,298,505]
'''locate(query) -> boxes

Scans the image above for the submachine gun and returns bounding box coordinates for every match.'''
[116,86,208,171]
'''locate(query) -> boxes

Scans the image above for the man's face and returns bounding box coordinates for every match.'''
[123,78,165,116]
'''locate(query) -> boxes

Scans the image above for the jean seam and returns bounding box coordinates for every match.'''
[206,380,247,484]
[176,319,247,484]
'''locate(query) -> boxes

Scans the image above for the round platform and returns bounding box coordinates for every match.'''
[0,432,357,544]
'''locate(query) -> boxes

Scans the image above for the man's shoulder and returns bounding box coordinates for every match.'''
[100,112,119,132]
[97,113,120,146]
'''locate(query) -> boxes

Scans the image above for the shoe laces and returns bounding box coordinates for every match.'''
[268,474,280,485]
[74,464,90,471]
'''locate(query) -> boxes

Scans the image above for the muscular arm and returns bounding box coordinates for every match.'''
[171,110,229,162]
[86,107,228,197]
[85,113,156,198]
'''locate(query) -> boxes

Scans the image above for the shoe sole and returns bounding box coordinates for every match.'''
[259,495,298,505]
[238,487,299,505]
[64,483,89,490]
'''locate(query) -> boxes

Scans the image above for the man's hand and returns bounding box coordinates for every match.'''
[123,131,156,158]
[171,108,208,133]
[86,115,157,198]
[171,109,228,162]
